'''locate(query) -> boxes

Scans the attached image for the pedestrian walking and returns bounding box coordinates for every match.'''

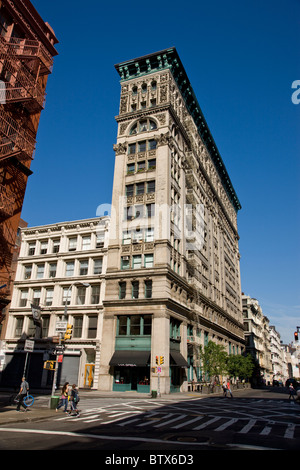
[222,381,227,397]
[16,376,29,412]
[56,382,69,413]
[288,383,296,402]
[69,384,80,416]
[226,379,233,398]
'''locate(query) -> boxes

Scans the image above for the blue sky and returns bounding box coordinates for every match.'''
[26,0,300,344]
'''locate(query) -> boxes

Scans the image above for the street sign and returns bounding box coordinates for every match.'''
[57,355,63,363]
[55,321,67,333]
[24,339,34,352]
[157,367,162,373]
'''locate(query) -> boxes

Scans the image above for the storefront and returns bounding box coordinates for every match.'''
[110,349,150,392]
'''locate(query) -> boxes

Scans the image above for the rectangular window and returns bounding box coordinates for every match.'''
[145,280,152,299]
[52,239,60,253]
[132,228,143,243]
[28,243,35,256]
[148,139,157,150]
[93,258,102,275]
[146,203,155,218]
[119,282,126,299]
[40,241,48,254]
[15,317,24,337]
[32,289,41,306]
[126,184,134,197]
[73,316,83,338]
[91,285,100,304]
[68,237,77,251]
[66,261,74,277]
[79,259,88,275]
[24,265,32,280]
[82,236,91,251]
[62,287,71,305]
[87,315,97,338]
[96,233,104,248]
[147,180,155,193]
[42,316,50,338]
[132,281,139,299]
[143,315,152,335]
[36,264,45,279]
[132,255,142,269]
[128,143,136,155]
[138,140,146,153]
[19,289,28,307]
[136,182,144,195]
[49,262,57,278]
[144,253,154,268]
[76,286,86,305]
[137,161,145,172]
[122,230,131,245]
[125,206,134,220]
[45,289,53,306]
[118,316,128,335]
[121,256,130,270]
[145,227,154,242]
[130,315,141,335]
[148,158,156,170]
[127,162,135,174]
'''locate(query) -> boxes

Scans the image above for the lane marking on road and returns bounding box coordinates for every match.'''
[0,427,210,447]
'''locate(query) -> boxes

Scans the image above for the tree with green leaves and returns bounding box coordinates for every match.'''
[199,341,228,382]
[226,353,255,381]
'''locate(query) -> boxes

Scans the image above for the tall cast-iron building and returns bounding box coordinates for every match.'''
[100,48,245,393]
[0,0,58,329]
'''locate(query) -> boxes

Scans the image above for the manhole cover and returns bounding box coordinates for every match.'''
[177,436,197,442]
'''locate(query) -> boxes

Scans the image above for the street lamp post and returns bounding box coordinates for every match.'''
[49,282,90,406]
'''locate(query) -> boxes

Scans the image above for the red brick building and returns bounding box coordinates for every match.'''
[0,0,58,332]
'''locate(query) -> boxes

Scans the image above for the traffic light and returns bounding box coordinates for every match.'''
[294,331,299,342]
[160,355,164,365]
[64,324,73,340]
[155,355,159,365]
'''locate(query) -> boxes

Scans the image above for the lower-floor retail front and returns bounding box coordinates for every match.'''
[0,341,100,391]
[109,349,188,393]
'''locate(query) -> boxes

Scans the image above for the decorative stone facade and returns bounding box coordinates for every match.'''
[99,48,245,394]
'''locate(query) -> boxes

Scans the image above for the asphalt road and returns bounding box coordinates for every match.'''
[0,388,299,455]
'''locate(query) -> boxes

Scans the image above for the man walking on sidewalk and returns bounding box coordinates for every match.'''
[16,377,29,411]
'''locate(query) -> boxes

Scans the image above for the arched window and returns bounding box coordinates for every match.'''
[129,118,157,135]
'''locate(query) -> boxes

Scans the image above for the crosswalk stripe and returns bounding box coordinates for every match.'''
[239,419,256,434]
[284,424,295,439]
[193,416,221,430]
[260,426,272,436]
[172,416,204,429]
[215,418,238,431]
[154,414,187,428]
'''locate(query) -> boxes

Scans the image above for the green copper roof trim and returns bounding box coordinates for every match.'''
[115,48,242,212]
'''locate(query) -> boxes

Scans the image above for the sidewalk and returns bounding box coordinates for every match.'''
[0,389,221,425]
